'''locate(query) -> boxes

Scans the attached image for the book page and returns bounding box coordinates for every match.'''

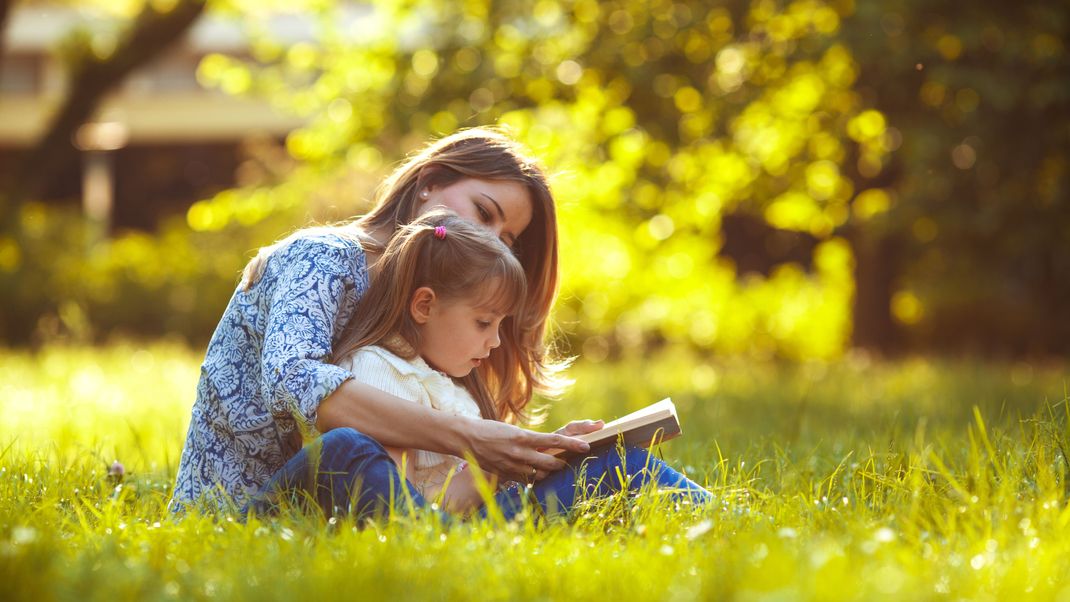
[598,397,676,431]
[551,398,681,455]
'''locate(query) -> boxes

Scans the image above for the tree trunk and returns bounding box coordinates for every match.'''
[0,0,11,70]
[850,231,901,354]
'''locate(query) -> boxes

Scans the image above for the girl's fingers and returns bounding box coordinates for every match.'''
[554,419,605,437]
[572,419,604,435]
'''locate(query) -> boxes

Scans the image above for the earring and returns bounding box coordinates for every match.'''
[420,189,430,199]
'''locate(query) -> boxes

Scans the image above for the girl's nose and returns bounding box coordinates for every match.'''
[488,329,501,350]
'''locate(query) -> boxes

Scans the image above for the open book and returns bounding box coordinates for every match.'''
[550,397,682,459]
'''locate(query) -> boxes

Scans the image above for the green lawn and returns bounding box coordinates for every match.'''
[2,343,1069,600]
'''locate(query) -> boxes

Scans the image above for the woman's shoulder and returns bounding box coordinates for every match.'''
[269,227,369,278]
[284,228,367,257]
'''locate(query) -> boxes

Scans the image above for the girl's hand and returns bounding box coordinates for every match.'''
[554,419,604,438]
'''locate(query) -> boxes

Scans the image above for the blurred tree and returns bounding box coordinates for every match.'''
[193,0,877,359]
[0,0,208,343]
[841,0,1069,354]
[0,0,10,67]
[5,0,1064,357]
[0,0,207,232]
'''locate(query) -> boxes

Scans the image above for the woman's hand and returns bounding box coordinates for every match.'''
[554,419,605,438]
[316,380,592,482]
[460,418,591,483]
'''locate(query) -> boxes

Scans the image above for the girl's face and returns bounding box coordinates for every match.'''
[417,178,533,249]
[413,290,506,378]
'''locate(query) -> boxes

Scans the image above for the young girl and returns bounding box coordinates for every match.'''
[244,210,710,519]
[331,210,527,514]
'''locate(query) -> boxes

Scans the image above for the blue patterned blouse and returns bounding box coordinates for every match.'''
[169,233,368,512]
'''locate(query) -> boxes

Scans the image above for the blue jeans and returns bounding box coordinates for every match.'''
[244,428,710,521]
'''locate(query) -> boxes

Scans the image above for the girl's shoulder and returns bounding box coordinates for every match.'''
[345,345,427,379]
[346,347,480,417]
[340,346,435,404]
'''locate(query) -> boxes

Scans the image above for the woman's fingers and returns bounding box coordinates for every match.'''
[527,431,591,454]
[530,450,567,473]
[465,421,590,480]
[498,448,568,481]
[513,452,563,482]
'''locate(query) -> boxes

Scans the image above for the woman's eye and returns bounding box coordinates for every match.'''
[475,203,491,222]
[476,320,492,329]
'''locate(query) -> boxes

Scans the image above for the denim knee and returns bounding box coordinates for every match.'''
[585,444,659,475]
[622,446,662,474]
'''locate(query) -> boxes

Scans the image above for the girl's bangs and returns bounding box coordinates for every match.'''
[471,263,527,315]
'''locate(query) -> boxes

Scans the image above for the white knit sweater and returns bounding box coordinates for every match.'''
[336,345,482,500]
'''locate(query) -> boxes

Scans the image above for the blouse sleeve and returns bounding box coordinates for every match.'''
[260,236,366,433]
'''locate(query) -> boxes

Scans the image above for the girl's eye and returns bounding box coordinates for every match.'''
[475,203,491,223]
[476,320,492,329]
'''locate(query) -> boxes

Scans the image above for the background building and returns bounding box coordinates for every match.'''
[0,5,308,231]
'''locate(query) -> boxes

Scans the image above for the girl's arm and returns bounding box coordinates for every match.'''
[439,464,496,515]
[315,380,591,481]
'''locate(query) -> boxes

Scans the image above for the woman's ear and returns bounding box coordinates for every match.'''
[410,286,436,324]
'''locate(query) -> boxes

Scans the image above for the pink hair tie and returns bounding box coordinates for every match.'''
[433,226,447,240]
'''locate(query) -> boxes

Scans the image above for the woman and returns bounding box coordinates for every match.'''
[169,128,595,514]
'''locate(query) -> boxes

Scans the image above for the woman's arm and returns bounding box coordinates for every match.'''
[315,379,591,480]
[258,237,365,436]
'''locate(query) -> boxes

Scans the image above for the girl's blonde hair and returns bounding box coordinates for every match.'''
[241,127,565,422]
[332,210,527,420]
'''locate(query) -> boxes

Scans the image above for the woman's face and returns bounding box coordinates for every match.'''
[417,178,533,248]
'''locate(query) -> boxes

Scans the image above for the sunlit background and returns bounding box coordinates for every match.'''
[2,4,1070,597]
[0,0,1066,360]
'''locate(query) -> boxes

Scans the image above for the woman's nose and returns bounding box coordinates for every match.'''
[488,329,501,350]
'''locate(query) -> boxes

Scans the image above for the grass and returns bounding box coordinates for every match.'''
[2,342,1069,600]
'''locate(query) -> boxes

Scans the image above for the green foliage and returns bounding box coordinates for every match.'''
[183,0,890,358]
[3,344,1070,598]
[0,199,305,345]
[3,0,1066,355]
[840,1,1069,352]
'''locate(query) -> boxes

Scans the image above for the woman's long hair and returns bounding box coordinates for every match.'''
[240,128,566,422]
[331,211,527,420]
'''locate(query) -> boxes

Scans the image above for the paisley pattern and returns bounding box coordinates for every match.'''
[169,234,368,512]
